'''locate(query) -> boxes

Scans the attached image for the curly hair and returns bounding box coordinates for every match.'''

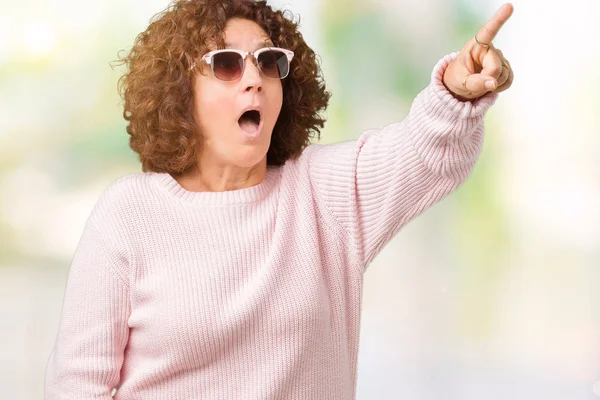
[112,0,331,174]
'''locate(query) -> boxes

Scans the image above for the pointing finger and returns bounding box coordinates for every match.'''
[475,3,514,45]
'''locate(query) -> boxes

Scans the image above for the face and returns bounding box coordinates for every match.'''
[191,18,283,172]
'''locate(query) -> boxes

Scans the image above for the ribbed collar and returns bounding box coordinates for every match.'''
[148,166,280,206]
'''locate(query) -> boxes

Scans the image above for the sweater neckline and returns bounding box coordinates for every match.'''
[149,166,280,206]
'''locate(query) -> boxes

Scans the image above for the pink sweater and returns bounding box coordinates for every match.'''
[45,52,497,399]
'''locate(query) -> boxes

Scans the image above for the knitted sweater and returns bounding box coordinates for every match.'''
[45,52,498,400]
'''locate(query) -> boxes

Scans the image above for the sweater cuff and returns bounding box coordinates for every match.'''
[428,51,499,119]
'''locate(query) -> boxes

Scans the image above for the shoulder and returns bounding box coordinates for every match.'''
[87,172,152,232]
[95,172,147,207]
[289,140,360,177]
[283,142,346,171]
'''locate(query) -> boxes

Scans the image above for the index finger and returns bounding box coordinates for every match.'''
[476,3,514,44]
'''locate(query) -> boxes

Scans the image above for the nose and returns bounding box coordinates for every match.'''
[241,55,263,92]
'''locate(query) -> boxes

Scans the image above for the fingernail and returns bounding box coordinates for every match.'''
[485,81,496,90]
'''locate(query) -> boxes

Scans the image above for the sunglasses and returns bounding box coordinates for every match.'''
[189,47,295,81]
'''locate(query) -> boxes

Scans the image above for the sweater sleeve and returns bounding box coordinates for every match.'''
[307,52,498,271]
[44,218,131,399]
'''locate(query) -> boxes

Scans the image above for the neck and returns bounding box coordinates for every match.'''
[173,158,267,193]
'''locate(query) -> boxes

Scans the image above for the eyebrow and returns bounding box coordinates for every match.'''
[224,39,274,50]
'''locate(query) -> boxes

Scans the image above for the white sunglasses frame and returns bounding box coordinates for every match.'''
[188,47,295,80]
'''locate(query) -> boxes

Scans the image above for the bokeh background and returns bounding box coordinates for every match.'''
[1,0,599,398]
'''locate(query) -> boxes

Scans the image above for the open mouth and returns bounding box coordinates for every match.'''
[238,110,262,134]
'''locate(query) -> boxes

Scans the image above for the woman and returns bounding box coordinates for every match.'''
[44,0,514,398]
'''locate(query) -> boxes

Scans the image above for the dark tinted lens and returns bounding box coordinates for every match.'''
[258,50,289,79]
[212,51,243,81]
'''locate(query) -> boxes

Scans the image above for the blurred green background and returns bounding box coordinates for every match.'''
[1,0,599,398]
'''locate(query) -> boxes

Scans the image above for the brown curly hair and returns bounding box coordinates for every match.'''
[112,0,331,174]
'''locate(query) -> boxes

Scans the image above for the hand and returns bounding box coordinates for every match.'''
[443,3,515,101]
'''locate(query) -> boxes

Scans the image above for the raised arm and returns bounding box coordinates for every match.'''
[306,4,514,272]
